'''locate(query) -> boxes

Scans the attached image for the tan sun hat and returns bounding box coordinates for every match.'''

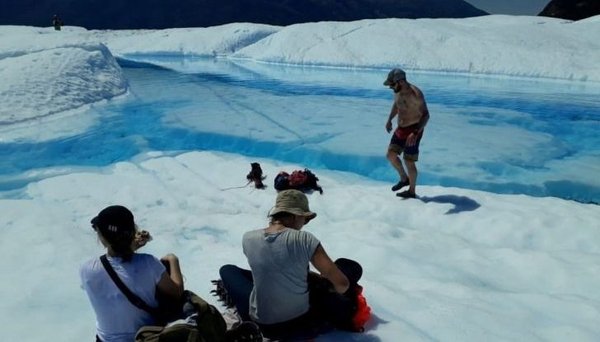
[269,189,317,221]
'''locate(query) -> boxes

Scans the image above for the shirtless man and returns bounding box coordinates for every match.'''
[384,68,430,198]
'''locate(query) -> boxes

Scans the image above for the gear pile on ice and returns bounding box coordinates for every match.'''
[273,168,323,194]
[246,162,266,189]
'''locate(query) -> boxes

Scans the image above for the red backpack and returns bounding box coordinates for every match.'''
[351,285,371,332]
[288,170,308,187]
[273,169,323,194]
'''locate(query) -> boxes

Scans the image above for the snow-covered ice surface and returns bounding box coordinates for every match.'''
[1,15,599,341]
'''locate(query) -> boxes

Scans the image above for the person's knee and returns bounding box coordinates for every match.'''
[403,155,418,164]
[334,258,362,285]
[386,149,398,160]
[219,264,238,278]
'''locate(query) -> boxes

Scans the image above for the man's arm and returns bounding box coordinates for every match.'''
[406,87,429,146]
[416,111,429,133]
[385,103,398,133]
[414,87,429,133]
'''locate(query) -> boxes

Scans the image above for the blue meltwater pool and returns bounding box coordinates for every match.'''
[1,56,599,203]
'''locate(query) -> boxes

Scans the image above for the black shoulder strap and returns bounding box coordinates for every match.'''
[99,255,160,317]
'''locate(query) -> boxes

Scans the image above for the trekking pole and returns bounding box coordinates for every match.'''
[220,181,252,191]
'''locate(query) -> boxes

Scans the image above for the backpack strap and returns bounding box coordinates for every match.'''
[99,255,161,318]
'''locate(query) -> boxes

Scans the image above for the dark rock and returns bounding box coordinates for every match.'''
[539,0,600,21]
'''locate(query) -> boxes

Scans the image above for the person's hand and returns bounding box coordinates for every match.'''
[407,132,418,146]
[132,230,152,250]
[385,121,392,133]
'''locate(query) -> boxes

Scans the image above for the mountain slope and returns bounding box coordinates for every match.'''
[539,0,600,20]
[0,0,487,29]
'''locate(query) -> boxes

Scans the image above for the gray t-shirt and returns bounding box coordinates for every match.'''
[242,227,321,324]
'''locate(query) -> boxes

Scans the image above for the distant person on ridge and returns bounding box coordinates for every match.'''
[384,68,430,199]
[52,14,63,31]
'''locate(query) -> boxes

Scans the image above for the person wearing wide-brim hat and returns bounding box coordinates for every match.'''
[219,190,351,340]
[80,205,184,342]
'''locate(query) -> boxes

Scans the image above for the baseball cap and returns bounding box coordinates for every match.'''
[383,68,406,86]
[91,205,135,235]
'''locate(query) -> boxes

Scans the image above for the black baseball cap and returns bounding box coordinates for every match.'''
[91,205,135,234]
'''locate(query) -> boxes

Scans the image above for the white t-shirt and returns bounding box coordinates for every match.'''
[80,253,166,342]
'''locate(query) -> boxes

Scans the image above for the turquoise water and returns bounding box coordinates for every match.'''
[1,57,599,203]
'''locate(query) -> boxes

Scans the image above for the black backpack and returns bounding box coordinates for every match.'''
[99,255,227,342]
[135,291,227,342]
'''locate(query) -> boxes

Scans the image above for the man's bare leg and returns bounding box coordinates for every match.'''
[387,149,411,192]
[405,160,418,195]
[387,149,409,181]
